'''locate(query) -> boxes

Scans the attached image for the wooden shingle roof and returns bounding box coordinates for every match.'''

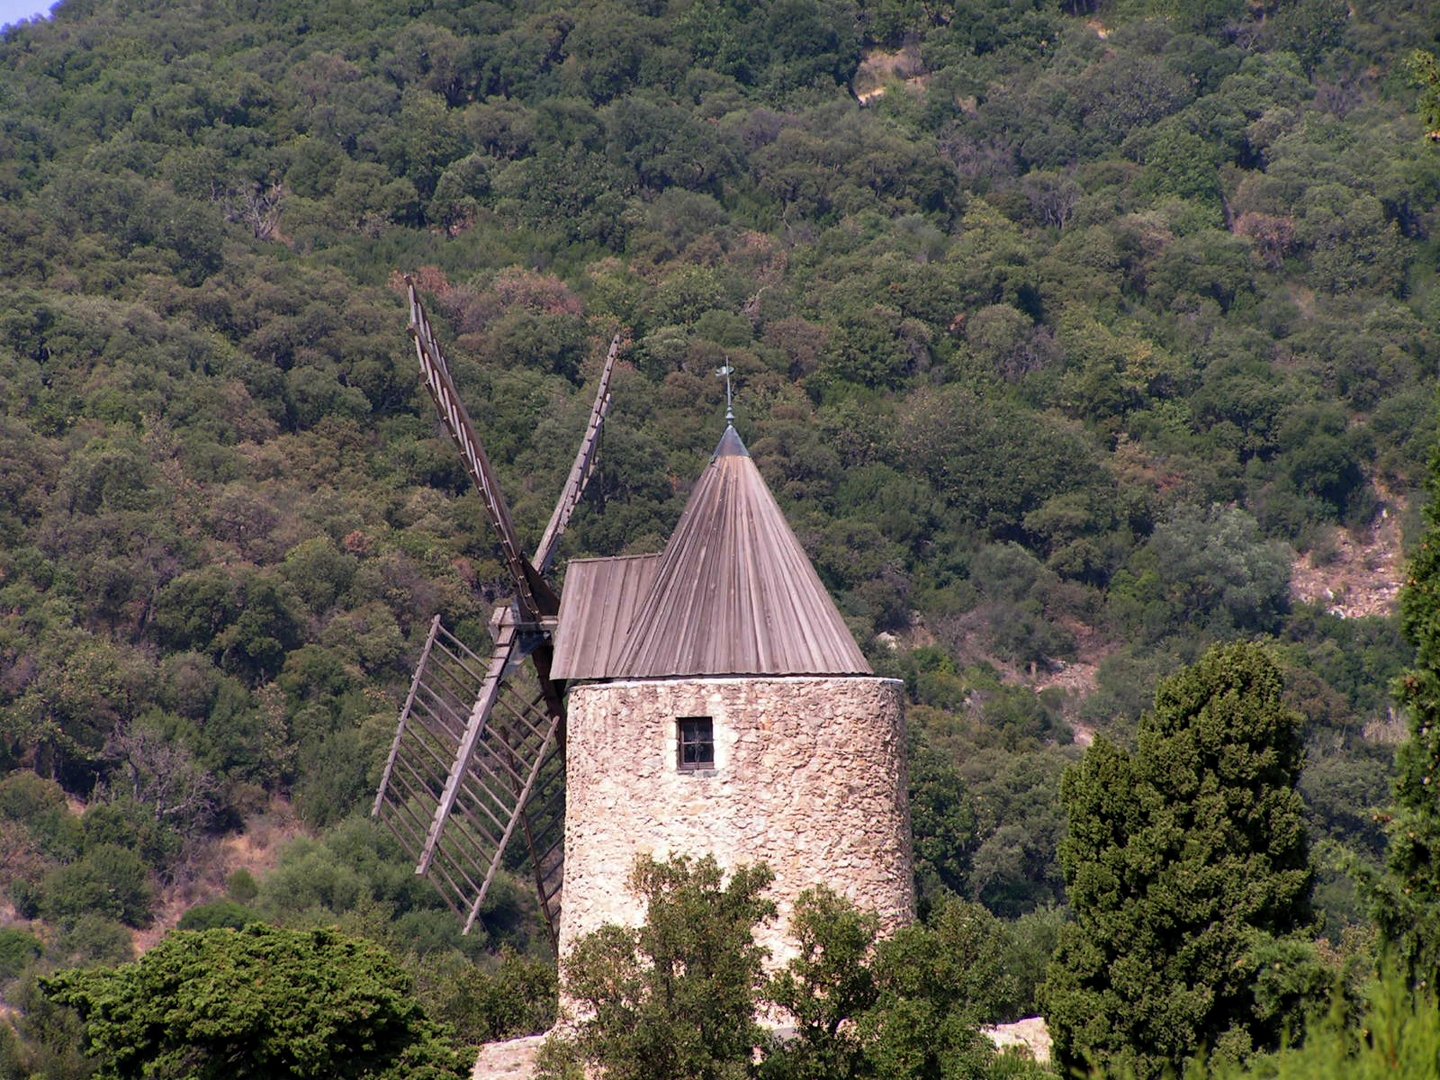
[550,554,661,680]
[550,425,871,680]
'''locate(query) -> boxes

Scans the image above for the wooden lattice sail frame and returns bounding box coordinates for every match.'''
[372,279,617,948]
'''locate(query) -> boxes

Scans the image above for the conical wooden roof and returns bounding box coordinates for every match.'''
[551,425,870,679]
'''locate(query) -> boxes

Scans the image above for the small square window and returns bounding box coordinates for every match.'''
[677,717,714,772]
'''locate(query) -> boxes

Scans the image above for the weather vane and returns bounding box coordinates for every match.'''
[716,364,735,426]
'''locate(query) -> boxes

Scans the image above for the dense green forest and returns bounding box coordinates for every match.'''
[1,0,1439,1074]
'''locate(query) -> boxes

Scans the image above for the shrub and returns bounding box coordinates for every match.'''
[42,924,469,1080]
[52,915,135,968]
[227,868,258,903]
[0,771,67,820]
[413,948,558,1046]
[177,901,260,932]
[38,844,156,928]
[0,928,42,980]
[1188,967,1440,1079]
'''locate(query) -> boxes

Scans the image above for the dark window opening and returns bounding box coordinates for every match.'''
[678,717,714,772]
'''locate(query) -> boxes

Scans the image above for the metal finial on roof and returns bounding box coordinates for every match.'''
[716,364,735,427]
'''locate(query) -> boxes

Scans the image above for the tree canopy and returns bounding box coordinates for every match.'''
[1373,424,1440,991]
[41,924,469,1080]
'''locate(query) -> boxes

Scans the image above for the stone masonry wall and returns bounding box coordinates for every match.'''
[558,676,914,973]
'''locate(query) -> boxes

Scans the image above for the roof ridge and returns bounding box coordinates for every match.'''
[564,552,663,565]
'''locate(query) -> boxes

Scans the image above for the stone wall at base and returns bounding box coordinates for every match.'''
[558,676,914,971]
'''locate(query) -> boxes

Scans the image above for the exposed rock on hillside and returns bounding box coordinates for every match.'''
[1291,500,1406,619]
[473,1034,546,1079]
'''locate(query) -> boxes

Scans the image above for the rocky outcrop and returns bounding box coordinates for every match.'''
[983,1016,1053,1064]
[472,1034,546,1079]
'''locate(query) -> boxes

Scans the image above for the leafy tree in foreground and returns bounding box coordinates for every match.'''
[540,855,775,1080]
[762,888,1046,1080]
[1042,643,1327,1078]
[408,947,558,1046]
[41,924,468,1080]
[763,887,880,1079]
[548,867,1045,1080]
[854,901,1029,1080]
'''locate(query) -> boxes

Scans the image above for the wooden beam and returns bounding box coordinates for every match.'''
[408,281,557,623]
[535,333,621,575]
[373,614,442,817]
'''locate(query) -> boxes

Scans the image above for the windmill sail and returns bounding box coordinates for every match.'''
[373,617,565,942]
[406,284,556,621]
[372,279,619,947]
[535,334,618,575]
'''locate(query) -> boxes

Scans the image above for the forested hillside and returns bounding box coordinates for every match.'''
[1,0,1439,1072]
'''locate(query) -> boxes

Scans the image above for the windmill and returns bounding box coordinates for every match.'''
[372,277,619,950]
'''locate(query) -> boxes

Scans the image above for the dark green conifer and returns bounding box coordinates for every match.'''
[1042,644,1321,1078]
[1375,434,1440,988]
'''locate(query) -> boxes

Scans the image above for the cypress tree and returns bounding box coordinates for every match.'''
[1375,435,1440,989]
[1042,643,1319,1078]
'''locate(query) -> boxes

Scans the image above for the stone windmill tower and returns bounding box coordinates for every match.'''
[548,403,914,965]
[374,291,913,965]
